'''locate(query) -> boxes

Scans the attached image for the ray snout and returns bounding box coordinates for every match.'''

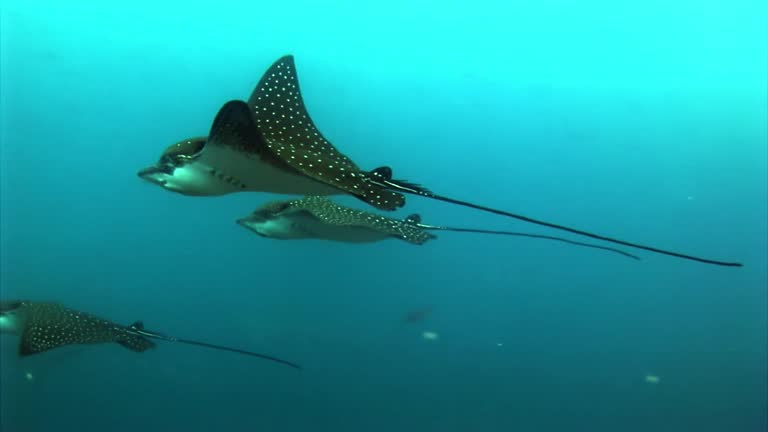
[137,165,169,185]
[0,313,21,335]
[236,216,265,228]
[235,217,271,238]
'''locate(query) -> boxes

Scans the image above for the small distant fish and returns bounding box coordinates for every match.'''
[403,308,433,324]
[236,196,641,259]
[138,55,742,268]
[0,301,300,369]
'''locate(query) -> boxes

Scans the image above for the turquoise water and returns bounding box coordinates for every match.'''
[1,0,766,431]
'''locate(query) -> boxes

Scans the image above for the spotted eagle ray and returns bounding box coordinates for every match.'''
[138,55,741,267]
[137,57,417,206]
[0,301,300,369]
[236,196,640,260]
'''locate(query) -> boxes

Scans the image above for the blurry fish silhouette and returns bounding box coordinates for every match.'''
[236,196,640,260]
[403,307,432,324]
[0,301,300,369]
[138,55,741,267]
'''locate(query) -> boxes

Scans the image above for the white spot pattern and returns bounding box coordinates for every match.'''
[19,303,154,355]
[248,56,406,210]
[265,196,434,245]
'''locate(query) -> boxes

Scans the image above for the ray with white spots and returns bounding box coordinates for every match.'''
[0,301,300,369]
[138,56,426,210]
[0,301,154,355]
[236,196,642,259]
[237,195,436,245]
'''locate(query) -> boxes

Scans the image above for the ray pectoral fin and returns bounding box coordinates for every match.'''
[247,56,409,210]
[349,189,406,211]
[19,326,55,356]
[19,331,40,356]
[373,174,742,266]
[247,54,295,109]
[396,230,436,245]
[208,100,265,154]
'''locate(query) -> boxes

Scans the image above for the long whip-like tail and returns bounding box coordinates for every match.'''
[416,223,640,260]
[126,323,301,370]
[371,169,743,267]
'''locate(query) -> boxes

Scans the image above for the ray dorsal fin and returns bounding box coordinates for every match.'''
[369,167,431,196]
[246,56,411,211]
[404,214,422,224]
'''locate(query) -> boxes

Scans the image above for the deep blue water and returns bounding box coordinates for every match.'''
[1,1,766,431]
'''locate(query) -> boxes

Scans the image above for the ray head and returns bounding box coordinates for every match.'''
[0,301,27,335]
[137,137,212,195]
[236,200,307,239]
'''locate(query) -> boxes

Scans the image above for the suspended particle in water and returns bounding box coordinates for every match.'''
[644,374,660,384]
